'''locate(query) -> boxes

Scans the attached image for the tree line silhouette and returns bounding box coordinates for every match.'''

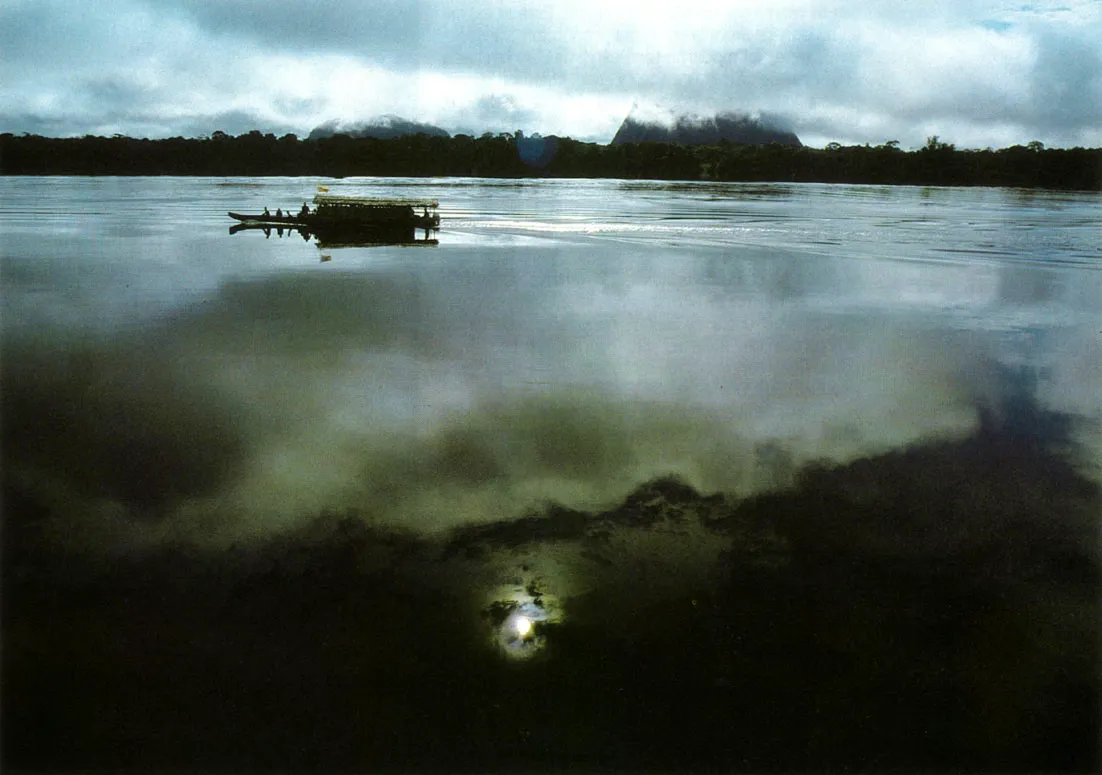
[2,130,1098,189]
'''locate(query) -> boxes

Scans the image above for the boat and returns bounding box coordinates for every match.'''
[227,211,301,225]
[228,194,440,231]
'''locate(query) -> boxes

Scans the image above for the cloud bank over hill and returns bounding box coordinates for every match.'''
[307,115,450,140]
[611,104,802,146]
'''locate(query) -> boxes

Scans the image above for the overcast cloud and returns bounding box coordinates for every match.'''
[1,0,1100,148]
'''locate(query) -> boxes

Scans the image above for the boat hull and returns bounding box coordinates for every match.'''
[228,212,305,226]
[227,210,439,231]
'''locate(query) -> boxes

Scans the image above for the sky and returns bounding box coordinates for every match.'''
[1,0,1100,149]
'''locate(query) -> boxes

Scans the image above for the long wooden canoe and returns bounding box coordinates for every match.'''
[229,194,440,230]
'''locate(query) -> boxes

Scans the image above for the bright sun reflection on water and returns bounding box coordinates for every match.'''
[487,594,557,659]
[512,614,533,638]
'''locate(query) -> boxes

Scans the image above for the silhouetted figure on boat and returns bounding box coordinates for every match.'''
[300,202,310,217]
[263,207,270,217]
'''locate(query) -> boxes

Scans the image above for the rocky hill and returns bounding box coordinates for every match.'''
[308,115,450,140]
[612,106,801,147]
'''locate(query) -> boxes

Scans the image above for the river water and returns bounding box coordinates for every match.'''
[3,176,1098,546]
[2,176,1100,770]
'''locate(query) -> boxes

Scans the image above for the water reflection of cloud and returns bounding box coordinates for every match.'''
[4,225,1100,552]
[7,388,1096,770]
[3,269,992,550]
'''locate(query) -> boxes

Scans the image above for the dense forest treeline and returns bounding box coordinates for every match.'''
[2,130,1099,189]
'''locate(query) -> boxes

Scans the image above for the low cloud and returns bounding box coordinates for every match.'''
[2,1,1098,146]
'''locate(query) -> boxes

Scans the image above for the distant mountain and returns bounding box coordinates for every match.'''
[308,115,450,140]
[611,105,801,147]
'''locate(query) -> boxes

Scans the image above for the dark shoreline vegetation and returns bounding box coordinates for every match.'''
[2,131,1100,189]
[3,387,1099,772]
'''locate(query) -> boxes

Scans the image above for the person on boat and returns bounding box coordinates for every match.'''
[276,208,282,218]
[299,202,310,217]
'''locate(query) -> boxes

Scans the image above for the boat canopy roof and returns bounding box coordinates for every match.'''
[312,194,439,208]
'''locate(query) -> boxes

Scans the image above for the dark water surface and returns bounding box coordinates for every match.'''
[2,177,1100,772]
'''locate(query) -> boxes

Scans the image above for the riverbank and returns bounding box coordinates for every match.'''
[3,132,1100,190]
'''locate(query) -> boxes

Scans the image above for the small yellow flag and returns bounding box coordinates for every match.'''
[317,185,329,192]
